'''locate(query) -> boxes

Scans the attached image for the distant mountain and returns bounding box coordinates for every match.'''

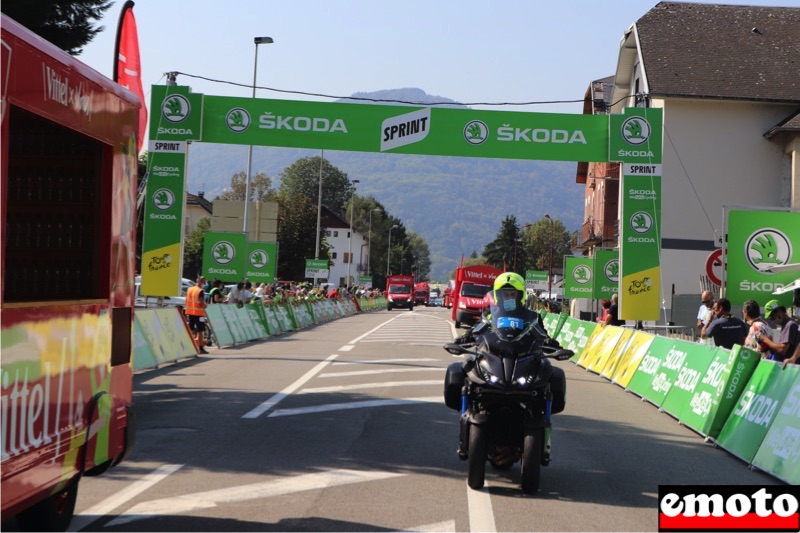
[185,89,583,280]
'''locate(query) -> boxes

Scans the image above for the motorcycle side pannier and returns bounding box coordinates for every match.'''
[444,362,466,410]
[550,366,566,414]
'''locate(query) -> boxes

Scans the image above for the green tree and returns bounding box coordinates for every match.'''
[521,216,572,274]
[482,215,527,275]
[183,217,211,279]
[407,232,432,281]
[1,0,112,55]
[278,156,353,215]
[276,193,329,281]
[215,171,276,202]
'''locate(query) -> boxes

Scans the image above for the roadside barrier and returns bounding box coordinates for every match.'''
[544,312,800,485]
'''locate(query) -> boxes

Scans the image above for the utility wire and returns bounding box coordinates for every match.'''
[166,71,591,107]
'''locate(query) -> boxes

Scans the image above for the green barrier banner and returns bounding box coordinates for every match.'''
[624,336,685,405]
[678,345,760,438]
[659,344,717,421]
[235,306,259,340]
[264,306,282,335]
[206,305,235,347]
[556,318,596,361]
[203,232,248,282]
[246,304,269,338]
[610,330,655,388]
[619,175,662,321]
[751,365,800,484]
[725,209,800,307]
[133,310,172,365]
[593,249,619,299]
[564,256,594,299]
[246,242,278,284]
[132,315,158,371]
[550,312,570,339]
[716,361,792,463]
[253,304,273,335]
[220,304,248,343]
[141,86,203,298]
[593,328,634,376]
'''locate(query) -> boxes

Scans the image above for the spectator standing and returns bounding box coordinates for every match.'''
[742,300,773,358]
[207,279,224,304]
[185,276,209,354]
[759,300,800,364]
[600,294,623,326]
[598,299,611,323]
[697,290,714,332]
[701,298,748,349]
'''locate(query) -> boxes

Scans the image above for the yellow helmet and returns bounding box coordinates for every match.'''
[493,272,525,302]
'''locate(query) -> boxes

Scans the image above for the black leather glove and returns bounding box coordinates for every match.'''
[544,337,561,349]
[455,332,474,345]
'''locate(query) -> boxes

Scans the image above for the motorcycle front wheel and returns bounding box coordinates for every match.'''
[467,423,487,490]
[521,429,543,494]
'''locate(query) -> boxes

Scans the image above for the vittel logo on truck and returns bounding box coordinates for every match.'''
[658,485,800,531]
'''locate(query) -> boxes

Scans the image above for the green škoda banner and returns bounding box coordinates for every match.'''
[564,256,594,299]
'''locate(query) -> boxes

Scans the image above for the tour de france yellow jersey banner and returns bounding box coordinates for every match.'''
[142,85,662,298]
[725,208,800,307]
[610,108,664,321]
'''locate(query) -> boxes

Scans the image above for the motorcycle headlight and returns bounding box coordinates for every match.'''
[478,360,504,385]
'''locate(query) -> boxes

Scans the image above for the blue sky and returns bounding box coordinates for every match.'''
[79,0,800,120]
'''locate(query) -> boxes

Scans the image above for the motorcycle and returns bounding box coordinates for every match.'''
[443,302,572,494]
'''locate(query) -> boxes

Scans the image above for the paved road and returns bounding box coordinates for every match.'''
[46,306,780,531]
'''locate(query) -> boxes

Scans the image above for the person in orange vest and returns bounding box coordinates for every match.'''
[186,276,209,354]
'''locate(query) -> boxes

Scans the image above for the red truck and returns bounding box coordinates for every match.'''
[386,274,415,311]
[414,282,430,306]
[452,265,502,328]
[1,15,140,530]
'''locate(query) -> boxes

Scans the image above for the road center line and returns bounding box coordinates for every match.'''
[242,353,339,419]
[66,463,183,532]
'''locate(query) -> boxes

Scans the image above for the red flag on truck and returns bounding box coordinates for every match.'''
[114,1,147,154]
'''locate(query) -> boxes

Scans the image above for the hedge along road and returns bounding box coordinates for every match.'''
[56,306,778,533]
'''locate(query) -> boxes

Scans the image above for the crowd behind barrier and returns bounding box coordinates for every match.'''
[540,310,800,485]
[132,303,797,485]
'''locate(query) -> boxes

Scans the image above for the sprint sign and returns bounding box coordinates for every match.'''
[659,485,800,531]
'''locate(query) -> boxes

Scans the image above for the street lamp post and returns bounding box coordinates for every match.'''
[387,224,398,276]
[368,208,380,277]
[347,180,360,287]
[313,150,324,286]
[544,214,554,298]
[243,36,274,236]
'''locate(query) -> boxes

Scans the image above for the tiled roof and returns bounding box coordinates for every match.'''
[186,192,213,214]
[637,2,800,102]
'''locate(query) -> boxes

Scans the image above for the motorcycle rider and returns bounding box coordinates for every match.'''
[455,272,552,345]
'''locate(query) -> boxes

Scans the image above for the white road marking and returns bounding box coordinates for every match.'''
[404,520,456,531]
[333,358,440,365]
[242,353,339,419]
[338,344,355,351]
[67,464,183,532]
[104,469,405,527]
[298,380,441,394]
[467,481,497,532]
[268,396,442,417]
[319,367,444,378]
[347,314,406,344]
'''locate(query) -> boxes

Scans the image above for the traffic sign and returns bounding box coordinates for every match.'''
[706,249,723,287]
